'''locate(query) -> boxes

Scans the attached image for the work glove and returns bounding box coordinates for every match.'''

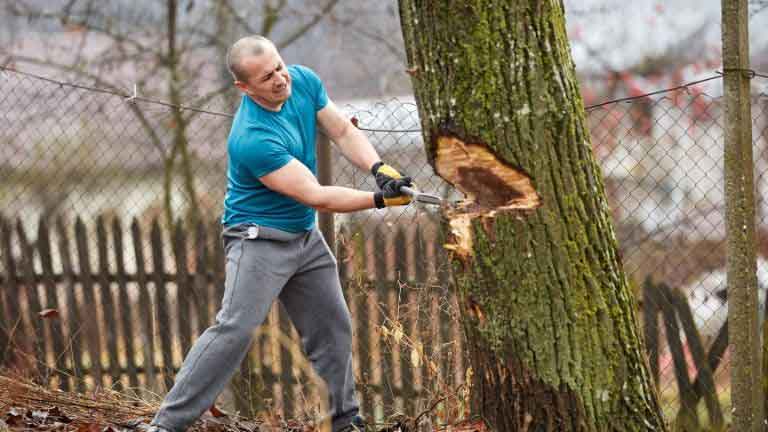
[371,161,410,191]
[373,176,413,208]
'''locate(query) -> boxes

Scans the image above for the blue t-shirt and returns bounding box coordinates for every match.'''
[222,65,329,232]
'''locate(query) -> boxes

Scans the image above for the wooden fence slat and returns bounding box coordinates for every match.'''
[337,226,363,413]
[193,221,210,333]
[671,288,724,428]
[1,217,25,368]
[16,219,47,381]
[394,226,409,283]
[431,224,452,390]
[113,218,139,389]
[398,286,415,414]
[375,226,396,413]
[354,227,373,417]
[642,277,660,386]
[337,226,350,284]
[394,227,414,415]
[692,319,729,405]
[0,217,8,367]
[259,326,277,394]
[265,305,282,412]
[150,220,174,390]
[131,219,157,390]
[97,216,122,390]
[172,222,192,358]
[74,218,103,389]
[658,283,699,429]
[56,218,84,392]
[415,226,438,407]
[278,305,295,417]
[37,218,68,389]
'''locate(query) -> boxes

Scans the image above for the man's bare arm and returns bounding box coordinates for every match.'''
[260,159,376,213]
[317,100,380,172]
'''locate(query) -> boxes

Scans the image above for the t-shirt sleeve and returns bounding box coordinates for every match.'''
[237,130,293,179]
[296,65,328,111]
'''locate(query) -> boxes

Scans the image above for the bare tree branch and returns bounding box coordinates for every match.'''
[331,17,405,60]
[218,0,259,35]
[276,0,340,49]
[261,0,288,37]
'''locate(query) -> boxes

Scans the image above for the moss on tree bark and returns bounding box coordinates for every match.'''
[398,1,667,430]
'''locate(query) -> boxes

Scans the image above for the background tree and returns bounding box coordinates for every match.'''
[397,1,666,430]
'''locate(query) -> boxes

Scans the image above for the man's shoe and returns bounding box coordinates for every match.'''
[119,419,171,432]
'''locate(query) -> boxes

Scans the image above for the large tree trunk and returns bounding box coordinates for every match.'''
[397,2,666,430]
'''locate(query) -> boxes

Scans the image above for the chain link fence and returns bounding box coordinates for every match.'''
[2,65,768,427]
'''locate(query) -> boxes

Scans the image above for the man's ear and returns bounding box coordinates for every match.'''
[234,80,247,92]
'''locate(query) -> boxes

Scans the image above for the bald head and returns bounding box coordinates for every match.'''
[227,35,275,82]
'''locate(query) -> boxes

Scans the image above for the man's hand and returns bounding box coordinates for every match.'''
[371,161,410,190]
[374,176,413,208]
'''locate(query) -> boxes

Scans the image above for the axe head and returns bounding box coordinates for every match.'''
[400,186,443,206]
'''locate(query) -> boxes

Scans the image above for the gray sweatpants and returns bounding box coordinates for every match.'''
[152,224,359,431]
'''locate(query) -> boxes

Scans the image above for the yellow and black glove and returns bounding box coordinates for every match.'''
[371,161,407,188]
[371,161,413,208]
[373,176,413,208]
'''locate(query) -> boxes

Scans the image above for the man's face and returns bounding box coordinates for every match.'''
[235,45,291,111]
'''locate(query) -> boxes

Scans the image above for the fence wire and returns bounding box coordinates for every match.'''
[2,65,768,427]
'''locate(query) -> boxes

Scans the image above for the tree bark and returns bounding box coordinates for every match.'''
[397,1,666,430]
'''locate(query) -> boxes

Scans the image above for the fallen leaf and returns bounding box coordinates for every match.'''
[5,408,23,426]
[392,323,404,344]
[452,418,488,432]
[428,360,439,376]
[75,422,103,432]
[209,405,227,418]
[410,347,421,368]
[39,309,60,319]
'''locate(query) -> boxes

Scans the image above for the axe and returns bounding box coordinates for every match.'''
[400,186,443,206]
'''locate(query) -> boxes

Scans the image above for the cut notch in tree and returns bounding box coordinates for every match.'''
[434,131,542,217]
[435,130,542,259]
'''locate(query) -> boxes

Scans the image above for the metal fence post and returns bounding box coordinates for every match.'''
[316,132,335,252]
[722,0,763,429]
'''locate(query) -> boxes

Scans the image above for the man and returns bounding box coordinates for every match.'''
[149,35,412,432]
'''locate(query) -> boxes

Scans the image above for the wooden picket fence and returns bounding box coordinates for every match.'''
[0,215,465,418]
[642,277,730,430]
